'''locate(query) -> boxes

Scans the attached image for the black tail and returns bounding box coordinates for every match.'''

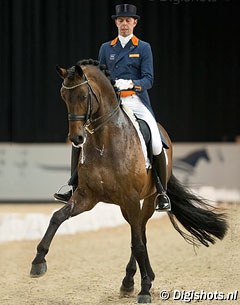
[167,174,228,247]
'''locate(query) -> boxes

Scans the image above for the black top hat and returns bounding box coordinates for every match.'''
[111,4,140,20]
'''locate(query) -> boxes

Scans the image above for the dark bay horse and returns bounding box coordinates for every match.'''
[30,59,228,304]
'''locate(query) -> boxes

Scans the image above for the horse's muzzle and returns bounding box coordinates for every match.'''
[69,134,86,147]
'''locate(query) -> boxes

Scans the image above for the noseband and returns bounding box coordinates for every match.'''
[62,74,120,134]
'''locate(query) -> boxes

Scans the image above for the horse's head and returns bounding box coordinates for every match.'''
[57,60,116,147]
[56,63,96,146]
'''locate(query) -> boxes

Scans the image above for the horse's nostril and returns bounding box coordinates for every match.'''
[69,135,84,145]
[77,136,84,144]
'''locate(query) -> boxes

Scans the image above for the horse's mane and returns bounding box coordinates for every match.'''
[67,59,106,81]
[76,59,112,81]
[76,58,116,92]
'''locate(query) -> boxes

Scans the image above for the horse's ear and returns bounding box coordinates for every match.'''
[75,65,84,78]
[56,65,67,79]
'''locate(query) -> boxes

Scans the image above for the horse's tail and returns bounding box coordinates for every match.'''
[167,174,228,247]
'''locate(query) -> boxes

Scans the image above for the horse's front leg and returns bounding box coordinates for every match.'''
[30,202,74,277]
[141,197,156,284]
[131,226,152,304]
[120,198,155,300]
[121,233,155,300]
[120,207,137,296]
[120,254,137,297]
[30,190,96,278]
[123,200,153,304]
[142,228,155,284]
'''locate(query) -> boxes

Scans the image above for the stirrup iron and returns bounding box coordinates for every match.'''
[154,192,171,212]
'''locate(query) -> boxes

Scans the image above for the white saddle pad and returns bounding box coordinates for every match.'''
[122,104,151,169]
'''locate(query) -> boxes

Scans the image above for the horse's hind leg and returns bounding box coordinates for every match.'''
[30,203,74,277]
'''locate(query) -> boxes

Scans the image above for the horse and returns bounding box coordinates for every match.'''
[30,59,228,304]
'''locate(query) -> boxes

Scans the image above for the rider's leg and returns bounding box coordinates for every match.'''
[54,145,80,203]
[121,95,171,211]
[152,150,171,212]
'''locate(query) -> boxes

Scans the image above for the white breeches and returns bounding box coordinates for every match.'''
[121,95,163,155]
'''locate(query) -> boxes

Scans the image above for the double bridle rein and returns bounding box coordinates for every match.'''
[62,74,120,135]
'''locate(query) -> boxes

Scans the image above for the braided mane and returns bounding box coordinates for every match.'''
[77,58,112,80]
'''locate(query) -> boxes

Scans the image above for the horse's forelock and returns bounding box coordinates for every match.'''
[67,66,77,80]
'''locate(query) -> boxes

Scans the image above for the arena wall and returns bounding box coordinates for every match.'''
[0,143,239,242]
[0,143,239,202]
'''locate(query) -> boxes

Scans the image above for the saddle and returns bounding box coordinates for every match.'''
[121,104,168,167]
[137,118,168,166]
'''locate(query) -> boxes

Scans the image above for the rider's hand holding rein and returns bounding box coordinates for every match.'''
[114,79,134,91]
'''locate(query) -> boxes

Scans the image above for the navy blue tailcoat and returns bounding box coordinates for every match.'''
[98,35,155,115]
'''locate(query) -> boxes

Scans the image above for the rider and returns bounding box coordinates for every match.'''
[54,4,171,212]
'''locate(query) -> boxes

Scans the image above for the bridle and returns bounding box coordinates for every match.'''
[62,74,120,135]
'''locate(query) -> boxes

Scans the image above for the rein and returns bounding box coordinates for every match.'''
[62,75,120,134]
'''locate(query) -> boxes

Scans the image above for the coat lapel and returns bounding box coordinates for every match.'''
[110,36,139,66]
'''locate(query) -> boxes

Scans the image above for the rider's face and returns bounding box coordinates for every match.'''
[115,17,137,37]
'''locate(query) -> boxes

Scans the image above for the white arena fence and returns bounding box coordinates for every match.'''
[0,143,239,242]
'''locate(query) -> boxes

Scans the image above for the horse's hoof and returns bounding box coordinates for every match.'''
[30,262,47,278]
[120,284,134,297]
[137,294,151,303]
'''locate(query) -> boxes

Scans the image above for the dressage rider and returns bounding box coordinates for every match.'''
[54,4,171,212]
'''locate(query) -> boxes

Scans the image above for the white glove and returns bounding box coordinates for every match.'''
[114,79,134,91]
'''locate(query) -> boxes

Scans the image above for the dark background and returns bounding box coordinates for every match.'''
[1,0,239,143]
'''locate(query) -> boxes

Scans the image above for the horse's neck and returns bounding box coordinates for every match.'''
[90,86,139,147]
[107,104,133,133]
[92,102,136,144]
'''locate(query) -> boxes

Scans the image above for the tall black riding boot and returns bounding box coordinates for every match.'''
[54,146,80,203]
[153,150,171,212]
